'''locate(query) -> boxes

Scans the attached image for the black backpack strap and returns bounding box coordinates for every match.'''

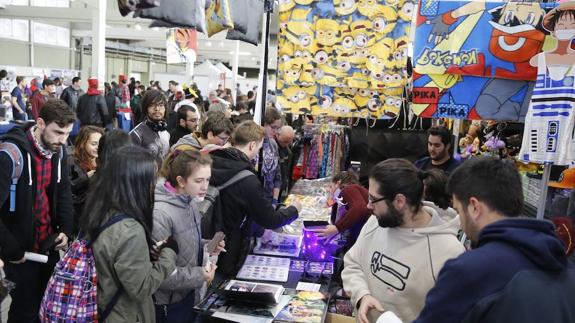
[94,214,129,322]
[217,169,255,191]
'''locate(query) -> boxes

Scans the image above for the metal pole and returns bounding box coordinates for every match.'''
[452,118,461,158]
[254,1,272,126]
[536,163,552,219]
[232,40,240,101]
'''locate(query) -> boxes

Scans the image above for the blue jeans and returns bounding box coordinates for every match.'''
[155,290,197,323]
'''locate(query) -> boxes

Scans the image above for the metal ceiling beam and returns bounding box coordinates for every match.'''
[0,4,148,24]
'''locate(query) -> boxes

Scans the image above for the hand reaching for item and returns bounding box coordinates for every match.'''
[290,200,303,213]
[315,224,339,240]
[203,262,217,284]
[358,294,385,323]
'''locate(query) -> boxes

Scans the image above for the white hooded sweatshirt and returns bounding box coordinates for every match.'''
[342,201,465,322]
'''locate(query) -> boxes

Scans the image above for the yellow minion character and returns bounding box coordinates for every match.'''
[330,95,357,118]
[299,63,315,86]
[279,0,296,13]
[313,64,344,87]
[351,20,375,48]
[383,69,406,88]
[312,49,334,66]
[398,0,415,22]
[348,72,370,89]
[315,18,342,47]
[278,41,295,59]
[372,7,398,39]
[295,0,316,4]
[357,0,387,19]
[276,95,294,114]
[382,87,403,97]
[385,0,404,7]
[334,0,358,16]
[366,38,394,75]
[286,8,314,46]
[350,47,370,65]
[354,88,371,108]
[379,96,403,118]
[282,58,304,85]
[281,86,311,114]
[391,37,409,69]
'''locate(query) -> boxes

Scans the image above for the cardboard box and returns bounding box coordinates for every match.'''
[326,313,355,323]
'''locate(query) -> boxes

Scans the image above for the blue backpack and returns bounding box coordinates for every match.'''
[0,141,24,212]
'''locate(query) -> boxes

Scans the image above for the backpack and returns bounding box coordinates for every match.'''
[39,215,128,323]
[0,141,24,212]
[200,169,254,239]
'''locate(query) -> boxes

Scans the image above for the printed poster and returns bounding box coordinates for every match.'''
[166,28,198,64]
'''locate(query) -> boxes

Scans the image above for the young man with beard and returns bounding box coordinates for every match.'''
[341,159,465,323]
[0,99,75,322]
[410,157,575,323]
[130,89,170,165]
[169,105,199,147]
[415,126,461,174]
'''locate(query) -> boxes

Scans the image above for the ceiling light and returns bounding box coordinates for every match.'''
[152,27,160,32]
[134,24,142,31]
[219,41,225,47]
[205,41,212,47]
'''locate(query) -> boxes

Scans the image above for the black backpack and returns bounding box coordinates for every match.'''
[200,170,254,239]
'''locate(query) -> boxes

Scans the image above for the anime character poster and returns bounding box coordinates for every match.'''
[276,0,414,120]
[166,28,198,65]
[412,0,559,121]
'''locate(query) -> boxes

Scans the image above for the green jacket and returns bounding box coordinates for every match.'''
[92,217,177,323]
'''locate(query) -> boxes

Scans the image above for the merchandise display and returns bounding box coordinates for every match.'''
[275,0,413,119]
[237,255,292,283]
[254,230,303,258]
[274,291,328,323]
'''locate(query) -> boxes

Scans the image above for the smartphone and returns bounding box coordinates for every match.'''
[206,231,226,255]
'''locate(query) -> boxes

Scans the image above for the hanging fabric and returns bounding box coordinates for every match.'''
[520,53,575,165]
[226,0,264,46]
[227,0,249,34]
[118,0,160,17]
[136,0,206,30]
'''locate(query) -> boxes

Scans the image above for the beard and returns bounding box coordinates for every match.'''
[376,202,405,228]
[41,134,62,153]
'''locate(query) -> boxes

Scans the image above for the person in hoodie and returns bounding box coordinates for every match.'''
[209,120,300,277]
[407,157,575,323]
[172,110,233,151]
[77,78,109,128]
[0,99,75,323]
[342,158,465,323]
[130,89,170,165]
[168,105,199,147]
[153,149,226,323]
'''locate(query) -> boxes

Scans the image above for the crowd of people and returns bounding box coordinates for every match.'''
[0,73,574,323]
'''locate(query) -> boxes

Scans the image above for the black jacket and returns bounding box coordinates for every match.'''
[209,147,298,277]
[68,155,90,232]
[415,218,575,323]
[60,86,83,112]
[0,125,74,261]
[77,93,108,127]
[169,125,191,147]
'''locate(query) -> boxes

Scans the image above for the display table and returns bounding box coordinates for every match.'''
[193,179,339,322]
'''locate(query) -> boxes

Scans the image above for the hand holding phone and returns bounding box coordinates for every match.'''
[206,232,226,256]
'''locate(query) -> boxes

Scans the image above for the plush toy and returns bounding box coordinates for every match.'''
[286,8,314,46]
[351,20,375,49]
[334,0,358,16]
[358,0,388,19]
[315,18,342,46]
[379,96,402,118]
[330,95,357,117]
[398,0,415,22]
[206,0,234,37]
[279,0,296,12]
[348,72,370,89]
[373,6,398,40]
[354,88,371,109]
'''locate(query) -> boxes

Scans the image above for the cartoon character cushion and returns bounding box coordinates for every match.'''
[117,0,159,17]
[136,0,205,30]
[206,0,234,37]
[226,0,264,46]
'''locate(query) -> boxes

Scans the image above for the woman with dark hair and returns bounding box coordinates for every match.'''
[315,171,371,250]
[130,89,170,165]
[81,145,178,323]
[69,125,104,232]
[153,150,225,322]
[96,129,132,170]
[422,168,451,210]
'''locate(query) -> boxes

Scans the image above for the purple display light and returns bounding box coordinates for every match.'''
[302,229,337,261]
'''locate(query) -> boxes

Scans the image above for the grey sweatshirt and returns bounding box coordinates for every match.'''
[152,178,209,305]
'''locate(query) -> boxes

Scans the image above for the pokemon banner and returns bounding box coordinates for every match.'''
[412,72,533,120]
[412,0,560,121]
[276,0,415,119]
[414,0,558,81]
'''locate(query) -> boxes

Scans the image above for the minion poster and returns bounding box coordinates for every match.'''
[412,0,559,121]
[276,0,415,120]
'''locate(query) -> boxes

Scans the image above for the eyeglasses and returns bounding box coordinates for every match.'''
[150,104,165,110]
[217,135,230,143]
[368,194,387,205]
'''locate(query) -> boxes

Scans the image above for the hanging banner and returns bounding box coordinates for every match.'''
[276,0,415,119]
[166,28,198,65]
[413,0,558,80]
[412,0,560,121]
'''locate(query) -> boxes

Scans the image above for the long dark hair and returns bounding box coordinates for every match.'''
[96,129,132,169]
[81,145,157,245]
